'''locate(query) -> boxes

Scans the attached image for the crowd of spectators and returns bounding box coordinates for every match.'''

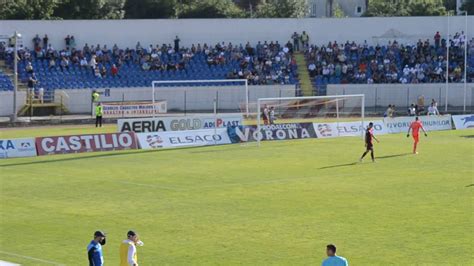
[305,31,473,85]
[0,34,298,91]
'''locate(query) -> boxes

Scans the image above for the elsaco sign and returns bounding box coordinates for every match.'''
[227,123,317,143]
[36,132,137,155]
[313,120,387,138]
[118,115,243,133]
[137,128,231,149]
[452,114,474,129]
[0,138,37,159]
[384,115,452,133]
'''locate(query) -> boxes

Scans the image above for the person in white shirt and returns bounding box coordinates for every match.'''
[80,57,88,68]
[430,99,439,115]
[120,230,144,266]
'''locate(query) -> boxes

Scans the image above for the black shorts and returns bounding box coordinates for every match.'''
[366,143,373,150]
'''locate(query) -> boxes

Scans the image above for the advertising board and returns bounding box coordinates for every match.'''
[0,138,37,159]
[36,132,137,155]
[312,120,387,138]
[384,115,452,133]
[452,114,474,129]
[103,101,167,118]
[227,123,317,143]
[137,128,231,149]
[118,115,243,132]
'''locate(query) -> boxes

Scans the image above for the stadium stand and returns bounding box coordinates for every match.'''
[0,69,14,91]
[0,38,298,93]
[305,33,474,89]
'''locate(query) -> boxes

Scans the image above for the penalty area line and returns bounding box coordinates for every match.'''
[0,251,64,265]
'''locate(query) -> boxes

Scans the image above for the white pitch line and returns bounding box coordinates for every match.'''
[0,251,64,266]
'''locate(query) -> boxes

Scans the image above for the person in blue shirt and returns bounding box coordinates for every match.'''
[87,231,106,266]
[322,244,348,266]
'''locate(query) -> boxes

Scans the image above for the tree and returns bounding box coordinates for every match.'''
[0,0,57,20]
[363,0,447,17]
[124,0,176,19]
[54,0,125,19]
[256,0,308,18]
[460,0,474,14]
[178,0,245,18]
[333,3,346,18]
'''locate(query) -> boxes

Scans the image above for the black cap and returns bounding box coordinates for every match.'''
[127,230,136,237]
[94,231,106,237]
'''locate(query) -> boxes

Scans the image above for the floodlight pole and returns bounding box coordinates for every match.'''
[12,31,19,123]
[445,12,450,113]
[463,11,468,113]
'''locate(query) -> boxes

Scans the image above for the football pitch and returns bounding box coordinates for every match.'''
[0,126,472,265]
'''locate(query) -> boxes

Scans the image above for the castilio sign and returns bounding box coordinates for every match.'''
[36,132,138,155]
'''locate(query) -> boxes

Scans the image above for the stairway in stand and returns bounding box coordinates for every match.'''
[293,52,314,96]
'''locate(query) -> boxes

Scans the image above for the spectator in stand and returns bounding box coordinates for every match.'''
[430,99,439,115]
[292,32,300,52]
[80,57,88,68]
[427,103,437,116]
[65,35,71,49]
[100,65,107,78]
[32,34,41,49]
[408,104,416,116]
[43,34,48,49]
[308,62,316,77]
[111,64,119,77]
[301,31,309,49]
[434,31,441,48]
[89,55,97,74]
[27,74,38,96]
[94,67,102,78]
[70,35,76,49]
[60,57,69,72]
[48,57,56,70]
[384,105,393,118]
[174,36,180,53]
[26,62,34,74]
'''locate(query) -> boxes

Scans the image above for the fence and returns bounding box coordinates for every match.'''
[326,83,474,115]
[56,85,298,115]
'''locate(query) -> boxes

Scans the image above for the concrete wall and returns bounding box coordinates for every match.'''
[0,91,26,117]
[55,85,296,114]
[327,83,474,110]
[1,16,472,50]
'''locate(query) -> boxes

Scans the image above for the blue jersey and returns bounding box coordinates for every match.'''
[87,240,104,266]
[322,255,348,266]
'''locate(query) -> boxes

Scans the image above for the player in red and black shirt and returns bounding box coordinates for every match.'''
[359,122,379,163]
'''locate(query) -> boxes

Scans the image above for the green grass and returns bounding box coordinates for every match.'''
[0,126,472,265]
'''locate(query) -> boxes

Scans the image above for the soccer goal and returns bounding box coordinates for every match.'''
[151,79,249,116]
[256,94,365,146]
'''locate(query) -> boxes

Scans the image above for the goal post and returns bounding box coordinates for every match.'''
[151,79,249,117]
[257,94,365,146]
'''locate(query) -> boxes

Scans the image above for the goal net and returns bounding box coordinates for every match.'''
[256,94,365,146]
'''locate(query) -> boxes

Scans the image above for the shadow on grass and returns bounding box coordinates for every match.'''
[466,184,474,187]
[376,153,412,159]
[0,144,236,168]
[318,153,411,169]
[460,135,474,138]
[0,149,163,168]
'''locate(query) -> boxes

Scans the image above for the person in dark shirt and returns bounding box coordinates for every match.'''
[87,231,106,266]
[359,122,379,163]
